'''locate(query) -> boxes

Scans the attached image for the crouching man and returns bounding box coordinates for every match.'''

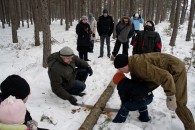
[112,72,153,123]
[47,46,93,106]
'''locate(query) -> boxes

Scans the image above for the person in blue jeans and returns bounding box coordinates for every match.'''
[112,72,153,123]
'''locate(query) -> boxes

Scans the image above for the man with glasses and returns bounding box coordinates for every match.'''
[132,20,162,55]
[111,16,134,61]
[47,46,93,106]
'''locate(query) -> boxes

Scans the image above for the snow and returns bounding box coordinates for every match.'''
[0,20,195,130]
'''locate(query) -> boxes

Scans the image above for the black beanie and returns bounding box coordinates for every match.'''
[114,54,128,69]
[0,75,30,100]
[146,20,154,27]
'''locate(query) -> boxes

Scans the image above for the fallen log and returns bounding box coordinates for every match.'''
[78,80,116,130]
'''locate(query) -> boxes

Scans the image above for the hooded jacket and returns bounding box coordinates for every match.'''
[47,52,89,100]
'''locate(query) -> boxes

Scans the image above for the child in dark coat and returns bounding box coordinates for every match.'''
[112,72,153,123]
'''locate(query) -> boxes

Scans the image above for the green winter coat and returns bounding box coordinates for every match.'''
[47,52,89,100]
[128,52,185,96]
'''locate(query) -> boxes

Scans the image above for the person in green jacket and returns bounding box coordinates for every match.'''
[47,46,93,106]
[113,53,195,130]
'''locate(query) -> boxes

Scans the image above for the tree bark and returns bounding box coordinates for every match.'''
[180,0,188,24]
[10,0,18,43]
[40,0,51,68]
[169,0,177,28]
[169,0,182,46]
[113,0,118,39]
[186,0,194,41]
[79,80,116,130]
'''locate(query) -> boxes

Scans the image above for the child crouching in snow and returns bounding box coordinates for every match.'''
[112,72,153,123]
[0,95,29,130]
[0,75,48,130]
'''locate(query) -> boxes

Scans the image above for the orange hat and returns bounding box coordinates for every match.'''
[112,72,126,85]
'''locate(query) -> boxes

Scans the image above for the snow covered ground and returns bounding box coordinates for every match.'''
[0,20,195,130]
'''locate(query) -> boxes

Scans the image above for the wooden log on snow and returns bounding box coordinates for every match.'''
[78,80,116,130]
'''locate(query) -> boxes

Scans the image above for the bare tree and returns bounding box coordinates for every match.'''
[169,0,177,28]
[32,0,40,46]
[113,0,118,39]
[40,0,51,68]
[170,0,182,46]
[10,0,18,43]
[186,0,194,41]
[155,0,162,24]
[0,0,6,28]
[180,0,188,24]
[65,0,70,30]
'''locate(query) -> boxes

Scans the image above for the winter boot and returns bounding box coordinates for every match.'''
[112,105,129,123]
[138,108,151,122]
[110,55,115,61]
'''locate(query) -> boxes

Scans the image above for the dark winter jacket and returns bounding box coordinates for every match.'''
[76,21,91,47]
[117,78,152,104]
[132,30,162,55]
[0,93,32,125]
[47,52,89,100]
[116,16,134,43]
[97,15,114,36]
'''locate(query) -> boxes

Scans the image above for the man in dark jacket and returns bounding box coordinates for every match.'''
[132,20,162,55]
[112,72,153,123]
[113,53,195,130]
[97,8,114,58]
[47,46,93,106]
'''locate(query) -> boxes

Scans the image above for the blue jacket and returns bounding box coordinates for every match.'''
[130,16,144,31]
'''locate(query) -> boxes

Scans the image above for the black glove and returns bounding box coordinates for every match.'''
[92,33,95,37]
[87,67,93,76]
[68,96,78,106]
[139,15,141,19]
[78,92,86,97]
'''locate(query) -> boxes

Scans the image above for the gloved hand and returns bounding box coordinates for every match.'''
[139,15,141,19]
[92,33,95,37]
[27,120,38,130]
[68,96,78,106]
[87,67,93,76]
[78,92,86,97]
[166,95,177,111]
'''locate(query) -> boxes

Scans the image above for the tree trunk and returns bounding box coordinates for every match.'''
[0,0,6,28]
[169,0,177,28]
[32,0,40,46]
[65,0,70,30]
[113,0,118,39]
[60,0,63,25]
[79,80,116,130]
[186,0,194,41]
[155,0,161,24]
[180,0,188,24]
[169,0,182,46]
[40,0,51,68]
[10,0,18,43]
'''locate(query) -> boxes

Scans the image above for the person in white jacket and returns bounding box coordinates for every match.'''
[88,13,97,53]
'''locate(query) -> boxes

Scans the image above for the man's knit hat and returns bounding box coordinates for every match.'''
[0,96,26,124]
[114,54,128,69]
[59,46,74,58]
[0,75,30,100]
[146,20,154,27]
[103,8,108,14]
[112,72,126,85]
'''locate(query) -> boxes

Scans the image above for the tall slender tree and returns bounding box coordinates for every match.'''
[170,0,182,46]
[186,0,194,41]
[10,0,18,43]
[40,0,51,68]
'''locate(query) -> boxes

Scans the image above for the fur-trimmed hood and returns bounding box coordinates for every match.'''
[120,16,131,25]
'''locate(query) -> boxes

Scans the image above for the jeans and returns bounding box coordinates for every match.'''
[67,69,88,95]
[100,34,111,57]
[113,94,153,123]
